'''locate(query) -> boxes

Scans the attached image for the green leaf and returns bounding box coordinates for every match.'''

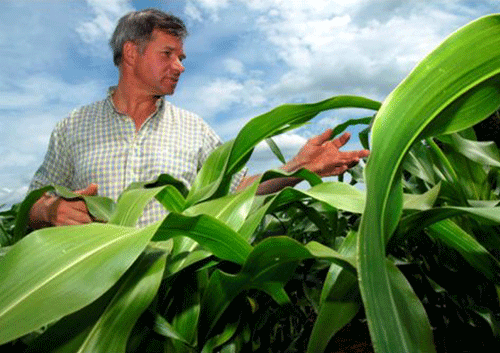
[154,314,193,346]
[384,260,436,353]
[183,179,259,232]
[398,204,500,237]
[426,219,500,283]
[402,183,441,210]
[306,272,360,353]
[330,116,372,139]
[201,318,239,353]
[240,181,365,242]
[229,96,380,177]
[22,281,120,353]
[199,237,353,344]
[12,186,53,242]
[75,246,167,353]
[403,142,439,186]
[169,270,209,351]
[155,185,187,213]
[152,213,252,265]
[144,173,189,197]
[359,15,500,353]
[189,96,380,205]
[444,133,500,168]
[186,141,234,206]
[53,185,116,223]
[265,137,287,164]
[0,221,161,344]
[307,231,360,353]
[108,185,166,227]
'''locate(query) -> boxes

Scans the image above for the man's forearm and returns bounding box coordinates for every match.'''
[236,159,303,195]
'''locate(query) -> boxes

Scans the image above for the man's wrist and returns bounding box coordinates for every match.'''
[281,158,302,173]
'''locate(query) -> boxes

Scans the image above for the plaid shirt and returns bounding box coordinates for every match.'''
[29,88,244,227]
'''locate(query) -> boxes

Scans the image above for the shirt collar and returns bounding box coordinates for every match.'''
[106,86,165,119]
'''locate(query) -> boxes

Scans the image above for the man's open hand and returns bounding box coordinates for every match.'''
[288,129,370,177]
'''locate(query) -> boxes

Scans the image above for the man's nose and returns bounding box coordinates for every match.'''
[174,58,185,73]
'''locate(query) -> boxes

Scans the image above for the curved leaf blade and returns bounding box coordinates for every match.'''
[359,15,500,353]
[0,221,161,344]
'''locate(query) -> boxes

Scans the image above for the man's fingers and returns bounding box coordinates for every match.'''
[75,183,98,196]
[56,214,93,226]
[358,149,370,158]
[68,199,90,213]
[49,198,94,226]
[309,129,333,145]
[331,132,351,148]
[339,150,369,163]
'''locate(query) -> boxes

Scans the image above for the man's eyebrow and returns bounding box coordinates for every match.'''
[163,45,186,60]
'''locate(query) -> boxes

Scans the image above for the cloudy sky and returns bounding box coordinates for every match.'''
[1,0,499,205]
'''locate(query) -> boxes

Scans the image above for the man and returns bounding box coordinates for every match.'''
[28,8,369,229]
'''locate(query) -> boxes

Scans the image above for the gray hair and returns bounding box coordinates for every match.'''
[109,8,188,66]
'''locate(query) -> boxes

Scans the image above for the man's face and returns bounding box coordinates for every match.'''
[132,29,186,96]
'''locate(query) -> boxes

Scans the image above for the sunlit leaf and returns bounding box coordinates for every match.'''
[0,221,161,344]
[359,14,500,352]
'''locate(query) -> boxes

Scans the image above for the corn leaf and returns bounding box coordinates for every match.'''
[76,246,167,353]
[12,185,53,242]
[330,116,372,139]
[0,221,161,344]
[154,314,193,347]
[108,186,166,226]
[240,181,365,241]
[183,180,259,232]
[152,213,252,265]
[155,185,187,213]
[265,137,287,164]
[358,15,500,353]
[52,185,116,223]
[444,133,500,167]
[199,237,353,345]
[188,96,380,205]
[427,219,500,283]
[307,230,360,353]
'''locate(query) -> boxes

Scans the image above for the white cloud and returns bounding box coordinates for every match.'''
[3,0,500,205]
[317,116,342,127]
[185,0,229,21]
[0,184,29,207]
[254,133,307,153]
[0,149,38,169]
[75,0,134,59]
[185,1,203,22]
[0,73,106,203]
[224,58,245,76]
[244,133,308,174]
[77,0,134,43]
[1,75,103,111]
[186,0,492,103]
[174,77,266,120]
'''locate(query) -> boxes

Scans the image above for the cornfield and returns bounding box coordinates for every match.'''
[2,14,500,353]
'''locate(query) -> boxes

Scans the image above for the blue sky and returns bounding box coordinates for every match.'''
[1,0,499,204]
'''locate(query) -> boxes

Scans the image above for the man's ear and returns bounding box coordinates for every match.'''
[122,41,138,67]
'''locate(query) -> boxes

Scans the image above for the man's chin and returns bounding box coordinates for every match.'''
[161,85,177,96]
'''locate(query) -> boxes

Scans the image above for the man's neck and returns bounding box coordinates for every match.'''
[112,80,161,131]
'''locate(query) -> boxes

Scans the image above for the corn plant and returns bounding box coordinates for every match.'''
[1,14,500,353]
